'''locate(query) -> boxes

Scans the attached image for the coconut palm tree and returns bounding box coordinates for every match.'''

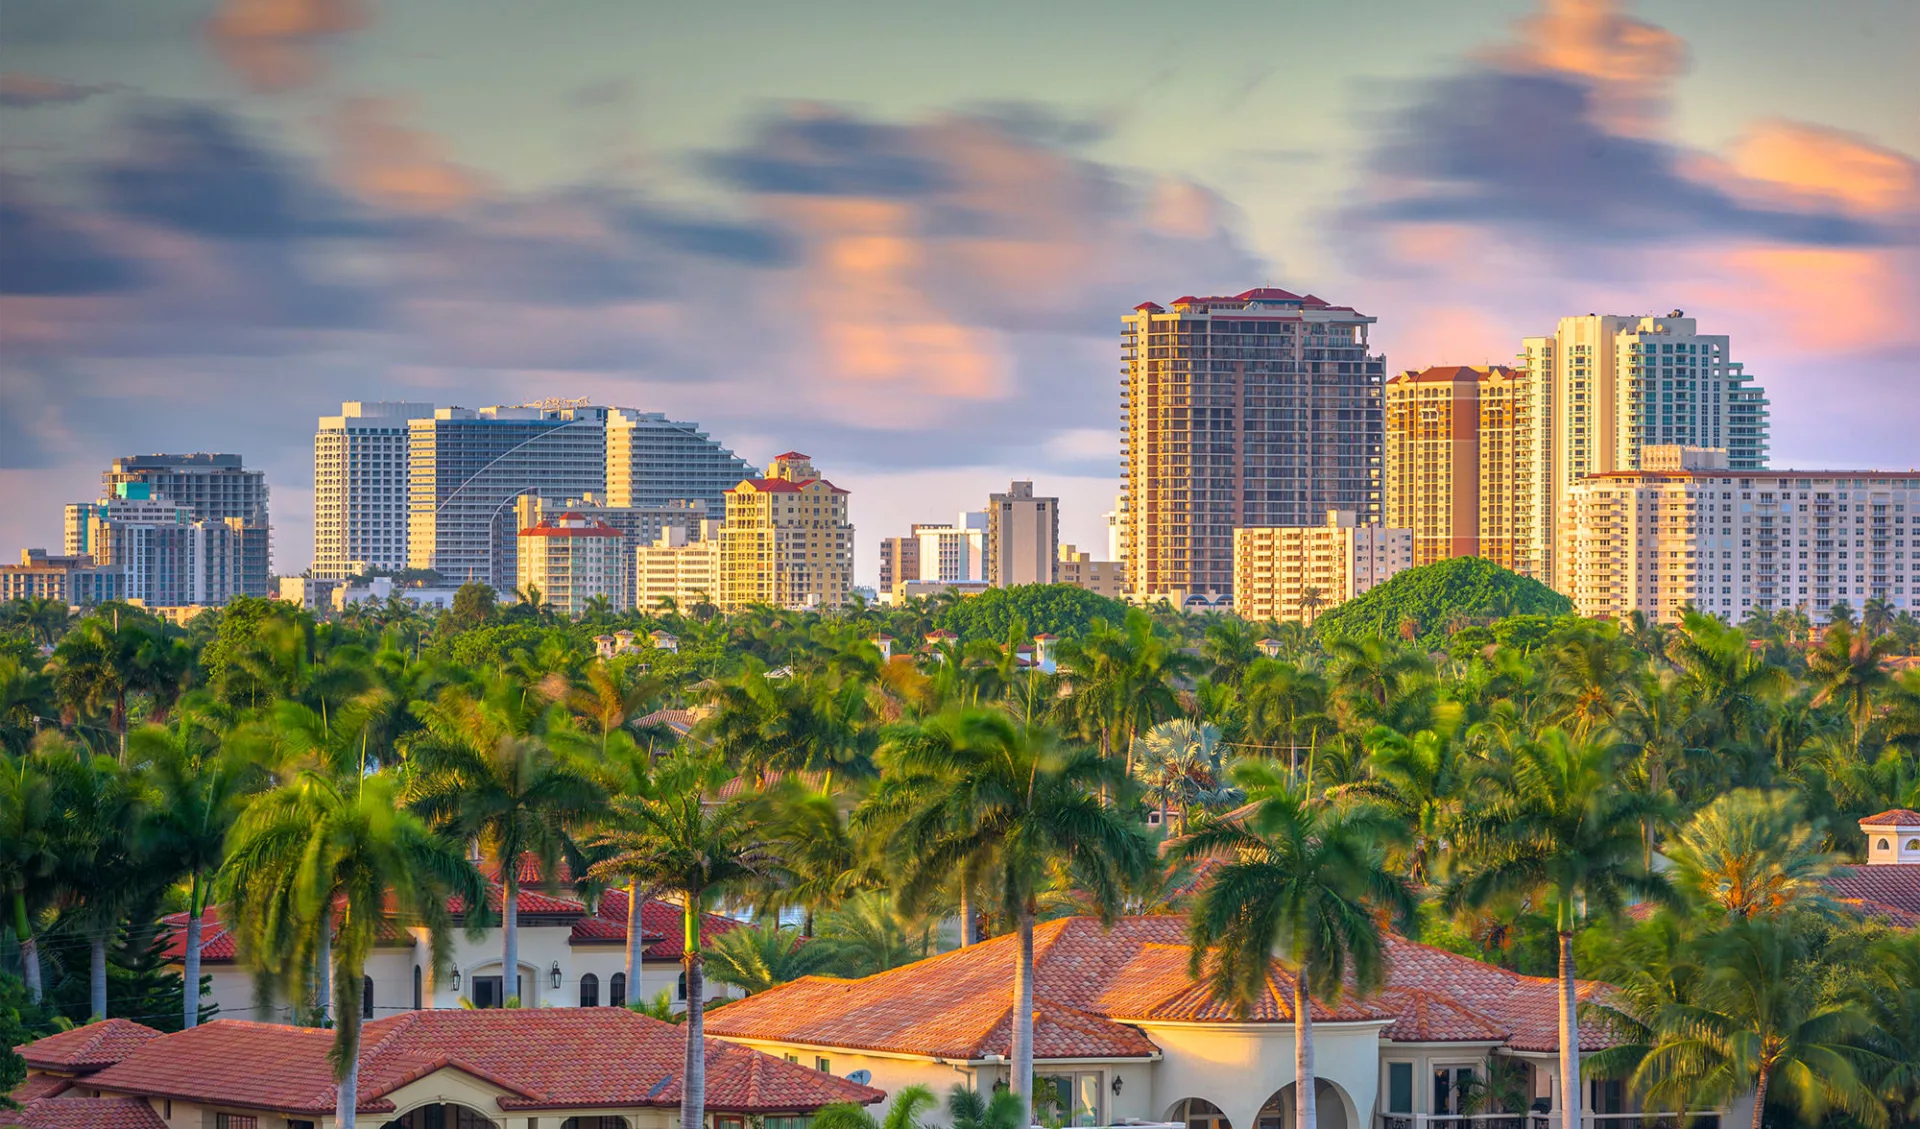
[811,1084,939,1129]
[586,752,776,1129]
[876,707,1152,1128]
[0,748,60,1001]
[1175,763,1412,1129]
[1297,586,1327,626]
[44,739,147,1019]
[406,676,606,1006]
[1328,719,1469,887]
[1851,932,1920,1123]
[219,770,484,1129]
[1445,728,1672,1129]
[1806,621,1894,750]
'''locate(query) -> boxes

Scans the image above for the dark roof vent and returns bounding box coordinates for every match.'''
[1670,309,1684,318]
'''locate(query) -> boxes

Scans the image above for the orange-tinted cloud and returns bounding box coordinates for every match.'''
[326,98,484,213]
[1727,120,1919,217]
[207,0,367,91]
[1497,0,1687,135]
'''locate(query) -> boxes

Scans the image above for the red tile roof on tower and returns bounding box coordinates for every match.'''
[1133,302,1164,312]
[1233,287,1303,302]
[15,1018,163,1072]
[1861,809,1920,825]
[773,451,810,460]
[55,1010,882,1117]
[708,916,1619,1059]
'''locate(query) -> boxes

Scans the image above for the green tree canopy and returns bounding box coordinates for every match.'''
[1315,557,1572,651]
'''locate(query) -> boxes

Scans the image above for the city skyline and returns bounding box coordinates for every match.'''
[3,0,1916,587]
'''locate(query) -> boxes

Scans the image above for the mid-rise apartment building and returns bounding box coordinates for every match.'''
[1056,544,1127,599]
[605,409,757,512]
[516,511,629,617]
[0,549,126,606]
[65,487,244,607]
[1231,510,1412,624]
[1561,447,1917,624]
[634,523,723,612]
[102,453,270,595]
[1383,365,1520,569]
[515,494,708,609]
[878,536,920,599]
[1122,289,1385,603]
[1518,312,1769,588]
[312,401,436,580]
[986,481,1058,587]
[408,404,609,591]
[717,453,854,610]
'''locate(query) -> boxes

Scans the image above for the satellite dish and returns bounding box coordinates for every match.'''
[848,1070,872,1085]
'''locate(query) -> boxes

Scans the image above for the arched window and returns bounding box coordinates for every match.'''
[362,976,374,1019]
[677,972,687,1001]
[580,972,600,1008]
[1907,839,1920,851]
[412,965,422,1010]
[609,972,627,1007]
[1880,838,1893,850]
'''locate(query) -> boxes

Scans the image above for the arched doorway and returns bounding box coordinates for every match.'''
[1168,1098,1232,1129]
[1258,1079,1353,1129]
[381,1103,498,1128]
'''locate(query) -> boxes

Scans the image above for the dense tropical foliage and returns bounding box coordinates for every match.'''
[3,583,1919,1129]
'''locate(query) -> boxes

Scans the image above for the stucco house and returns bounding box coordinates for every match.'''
[705,915,1742,1129]
[7,1008,882,1129]
[159,860,746,1023]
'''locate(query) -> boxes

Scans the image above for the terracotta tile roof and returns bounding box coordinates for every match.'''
[709,916,1617,1059]
[9,1073,72,1103]
[1860,809,1920,825]
[708,917,1379,1061]
[14,1019,162,1072]
[7,1095,168,1129]
[636,707,701,738]
[160,906,416,964]
[1825,865,1920,918]
[76,1010,882,1116]
[575,890,743,957]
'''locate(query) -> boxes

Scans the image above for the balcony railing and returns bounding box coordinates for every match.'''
[1382,1115,1719,1129]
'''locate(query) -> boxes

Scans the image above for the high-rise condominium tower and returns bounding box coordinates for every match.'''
[1518,312,1769,588]
[313,401,436,580]
[1121,289,1385,602]
[986,481,1058,587]
[408,404,608,590]
[718,453,853,610]
[102,453,271,596]
[605,409,757,512]
[1383,366,1520,569]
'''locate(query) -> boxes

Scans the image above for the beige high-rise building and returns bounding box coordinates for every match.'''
[516,511,629,617]
[1517,312,1768,589]
[1121,289,1385,604]
[1561,447,1917,625]
[1232,510,1412,624]
[634,522,722,612]
[1383,366,1521,569]
[986,481,1058,587]
[1056,544,1127,599]
[717,453,853,611]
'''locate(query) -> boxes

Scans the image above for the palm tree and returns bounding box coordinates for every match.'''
[1297,586,1327,626]
[1446,728,1671,1129]
[220,770,484,1129]
[811,1084,938,1129]
[703,922,835,994]
[1631,919,1879,1129]
[876,707,1152,1127]
[586,752,775,1129]
[1175,763,1411,1129]
[407,678,606,1005]
[1666,790,1836,919]
[1806,622,1893,749]
[1328,721,1468,887]
[132,722,264,1027]
[0,749,60,1001]
[44,739,146,1019]
[3,596,73,648]
[1131,719,1235,833]
[812,889,936,976]
[1851,932,1920,1123]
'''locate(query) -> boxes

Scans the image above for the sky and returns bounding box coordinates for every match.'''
[2,0,1917,588]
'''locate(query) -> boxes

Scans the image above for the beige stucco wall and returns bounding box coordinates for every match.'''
[1139,1021,1385,1129]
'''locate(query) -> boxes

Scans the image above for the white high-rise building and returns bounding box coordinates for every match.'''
[313,401,436,580]
[605,409,757,513]
[1561,447,1915,624]
[1517,312,1769,588]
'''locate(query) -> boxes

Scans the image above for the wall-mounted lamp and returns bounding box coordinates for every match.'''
[1112,1076,1124,1097]
[450,968,462,992]
[550,962,564,990]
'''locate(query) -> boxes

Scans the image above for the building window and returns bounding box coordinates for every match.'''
[581,973,600,1008]
[610,972,626,1007]
[216,1116,260,1129]
[815,1056,831,1074]
[765,1118,813,1129]
[677,972,687,1000]
[1387,1062,1414,1114]
[413,965,422,1010]
[363,975,374,1019]
[1434,1066,1476,1115]
[1037,1072,1103,1126]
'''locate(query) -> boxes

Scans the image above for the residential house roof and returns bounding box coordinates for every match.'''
[36,1009,882,1118]
[1825,865,1920,924]
[14,1018,163,1073]
[5,1095,168,1129]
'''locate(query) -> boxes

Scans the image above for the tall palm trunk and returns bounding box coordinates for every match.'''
[1011,905,1037,1129]
[1294,974,1317,1129]
[681,893,707,1129]
[317,923,332,1024]
[184,876,204,1027]
[334,957,361,1129]
[89,927,108,1019]
[625,878,645,996]
[958,883,974,947]
[1748,1066,1770,1129]
[1557,930,1583,1129]
[12,891,41,1002]
[503,869,520,1005]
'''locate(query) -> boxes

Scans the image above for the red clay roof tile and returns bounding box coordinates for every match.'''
[8,1095,169,1129]
[14,1019,162,1072]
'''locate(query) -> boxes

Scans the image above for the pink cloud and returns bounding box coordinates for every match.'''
[207,0,367,92]
[324,98,485,213]
[1495,0,1687,136]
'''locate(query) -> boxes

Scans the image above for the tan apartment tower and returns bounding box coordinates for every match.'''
[986,480,1058,587]
[1121,289,1384,604]
[1383,365,1519,569]
[1232,510,1412,624]
[718,452,853,611]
